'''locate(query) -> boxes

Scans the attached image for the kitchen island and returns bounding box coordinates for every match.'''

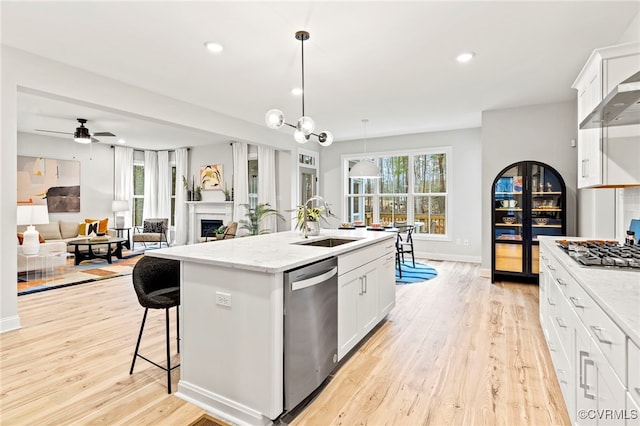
[147,229,396,426]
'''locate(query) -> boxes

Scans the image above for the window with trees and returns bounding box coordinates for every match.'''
[344,148,450,238]
[133,162,144,226]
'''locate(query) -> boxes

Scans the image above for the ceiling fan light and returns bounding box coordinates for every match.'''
[317,131,333,147]
[297,116,315,135]
[349,160,380,179]
[265,109,285,129]
[74,126,91,143]
[294,129,309,144]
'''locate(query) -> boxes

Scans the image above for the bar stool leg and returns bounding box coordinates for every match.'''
[176,305,180,354]
[165,308,172,394]
[130,308,149,375]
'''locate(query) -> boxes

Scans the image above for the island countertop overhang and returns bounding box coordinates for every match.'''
[146,229,396,273]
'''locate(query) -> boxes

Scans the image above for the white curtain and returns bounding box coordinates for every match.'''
[174,148,189,245]
[232,141,249,236]
[157,150,171,225]
[114,146,134,228]
[258,145,278,233]
[143,150,158,219]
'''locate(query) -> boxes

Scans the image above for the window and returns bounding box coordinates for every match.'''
[171,164,176,225]
[248,158,258,209]
[344,148,450,238]
[133,162,144,226]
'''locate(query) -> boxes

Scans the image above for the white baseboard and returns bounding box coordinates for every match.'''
[479,268,491,278]
[0,315,21,334]
[414,250,481,264]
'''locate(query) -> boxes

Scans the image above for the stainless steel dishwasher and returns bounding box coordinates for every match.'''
[283,256,338,411]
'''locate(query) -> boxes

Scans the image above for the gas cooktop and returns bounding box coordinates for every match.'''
[556,240,640,269]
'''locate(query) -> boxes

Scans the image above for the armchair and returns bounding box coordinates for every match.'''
[132,218,170,249]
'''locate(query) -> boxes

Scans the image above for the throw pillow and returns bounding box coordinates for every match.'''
[85,218,109,234]
[143,220,164,234]
[79,221,100,236]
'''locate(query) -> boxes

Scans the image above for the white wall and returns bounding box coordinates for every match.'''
[320,127,482,263]
[18,132,115,222]
[481,101,578,273]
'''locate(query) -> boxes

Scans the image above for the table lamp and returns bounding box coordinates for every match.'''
[112,200,129,229]
[17,205,49,255]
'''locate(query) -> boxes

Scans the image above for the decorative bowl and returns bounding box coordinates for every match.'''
[502,217,516,224]
[341,222,352,228]
[534,218,549,225]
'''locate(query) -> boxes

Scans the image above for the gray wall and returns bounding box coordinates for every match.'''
[320,127,483,263]
[481,101,578,273]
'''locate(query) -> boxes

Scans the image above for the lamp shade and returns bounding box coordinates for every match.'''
[349,160,381,179]
[16,205,50,226]
[112,200,129,212]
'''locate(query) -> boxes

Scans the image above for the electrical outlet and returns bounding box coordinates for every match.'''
[464,239,469,246]
[216,291,232,307]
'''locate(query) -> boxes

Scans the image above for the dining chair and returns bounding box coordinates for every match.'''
[396,224,415,268]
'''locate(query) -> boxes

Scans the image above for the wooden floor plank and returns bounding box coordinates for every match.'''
[1,260,569,425]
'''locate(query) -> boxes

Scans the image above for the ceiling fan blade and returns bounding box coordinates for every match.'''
[35,129,73,135]
[91,137,101,143]
[92,131,116,137]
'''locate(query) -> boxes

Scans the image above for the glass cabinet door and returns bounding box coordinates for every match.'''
[530,163,564,241]
[493,164,525,273]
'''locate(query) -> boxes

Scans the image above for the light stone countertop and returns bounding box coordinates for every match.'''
[539,236,640,347]
[147,228,396,273]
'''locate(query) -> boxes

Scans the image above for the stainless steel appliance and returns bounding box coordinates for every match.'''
[557,240,640,269]
[283,257,338,411]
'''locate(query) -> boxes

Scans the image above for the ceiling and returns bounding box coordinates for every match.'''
[3,1,639,150]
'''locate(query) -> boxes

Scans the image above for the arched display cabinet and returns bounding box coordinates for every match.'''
[491,161,566,283]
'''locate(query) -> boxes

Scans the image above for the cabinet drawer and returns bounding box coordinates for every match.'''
[629,339,640,406]
[339,243,384,275]
[548,278,575,362]
[568,280,626,384]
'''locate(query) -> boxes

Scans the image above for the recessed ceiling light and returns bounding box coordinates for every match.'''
[118,139,126,144]
[291,87,303,96]
[456,52,475,63]
[204,41,223,53]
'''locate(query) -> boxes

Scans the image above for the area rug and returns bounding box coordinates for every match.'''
[18,251,144,296]
[396,260,438,284]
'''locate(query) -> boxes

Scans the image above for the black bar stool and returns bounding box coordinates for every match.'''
[129,256,181,393]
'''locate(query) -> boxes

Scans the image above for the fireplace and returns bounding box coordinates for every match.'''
[201,219,223,238]
[187,201,233,244]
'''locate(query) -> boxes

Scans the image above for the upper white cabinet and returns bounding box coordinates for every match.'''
[572,42,640,188]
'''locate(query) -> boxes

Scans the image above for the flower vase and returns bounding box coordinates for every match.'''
[303,221,320,236]
[187,190,193,201]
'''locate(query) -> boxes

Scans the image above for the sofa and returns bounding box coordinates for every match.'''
[17,220,116,273]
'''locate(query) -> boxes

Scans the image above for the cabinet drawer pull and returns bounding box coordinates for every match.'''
[358,276,364,295]
[547,297,556,306]
[556,317,567,328]
[363,275,368,294]
[590,325,612,345]
[569,296,584,308]
[556,278,567,286]
[580,350,596,400]
[548,264,556,271]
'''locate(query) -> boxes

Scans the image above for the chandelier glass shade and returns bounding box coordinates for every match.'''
[349,119,380,179]
[264,31,333,147]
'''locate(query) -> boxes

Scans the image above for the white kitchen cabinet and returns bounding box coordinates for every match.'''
[539,238,637,426]
[572,42,640,188]
[337,237,395,360]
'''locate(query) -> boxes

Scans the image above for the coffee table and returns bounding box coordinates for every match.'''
[67,237,127,265]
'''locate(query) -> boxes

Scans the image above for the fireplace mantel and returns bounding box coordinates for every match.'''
[187,201,233,244]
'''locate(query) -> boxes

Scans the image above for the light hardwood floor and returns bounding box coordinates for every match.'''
[0,260,570,425]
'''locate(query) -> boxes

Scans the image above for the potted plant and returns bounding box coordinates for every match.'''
[214,225,227,240]
[293,196,336,236]
[182,176,192,201]
[223,184,231,201]
[194,185,202,201]
[239,203,284,236]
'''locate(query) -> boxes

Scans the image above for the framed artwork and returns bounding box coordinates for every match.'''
[200,164,223,190]
[17,156,81,212]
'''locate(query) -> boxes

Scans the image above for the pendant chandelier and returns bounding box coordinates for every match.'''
[349,119,380,179]
[265,30,333,147]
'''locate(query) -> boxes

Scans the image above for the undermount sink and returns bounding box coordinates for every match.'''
[294,237,361,247]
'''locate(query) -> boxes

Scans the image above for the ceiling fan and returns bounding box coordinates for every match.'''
[36,118,116,143]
